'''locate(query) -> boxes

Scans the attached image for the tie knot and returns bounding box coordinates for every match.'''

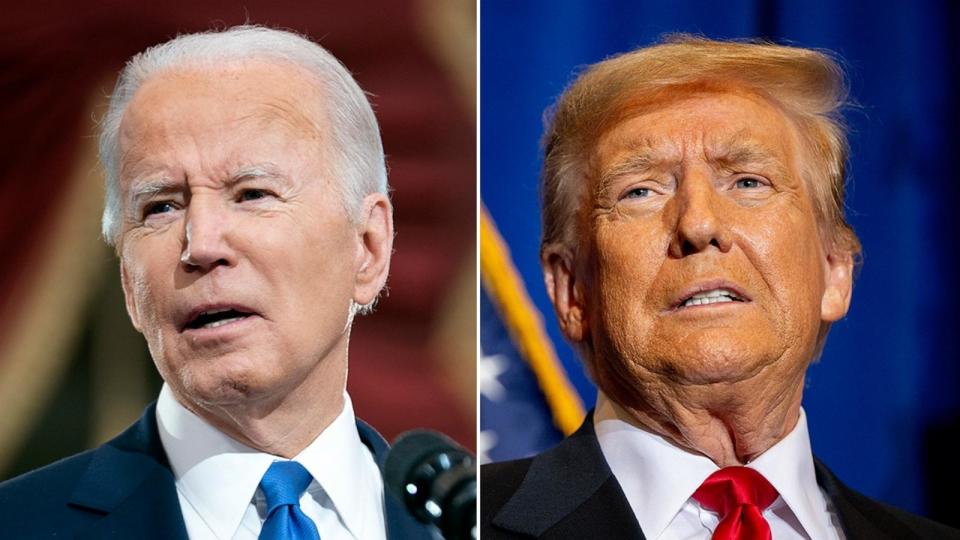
[260,461,314,513]
[693,467,779,517]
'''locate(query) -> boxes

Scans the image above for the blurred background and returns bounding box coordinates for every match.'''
[480,0,959,525]
[0,0,476,480]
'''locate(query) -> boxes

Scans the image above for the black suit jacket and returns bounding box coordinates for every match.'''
[0,403,435,539]
[482,416,960,539]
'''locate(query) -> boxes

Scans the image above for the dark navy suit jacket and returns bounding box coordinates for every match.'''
[481,415,960,540]
[0,403,436,539]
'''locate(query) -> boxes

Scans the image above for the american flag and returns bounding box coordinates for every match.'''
[479,208,585,463]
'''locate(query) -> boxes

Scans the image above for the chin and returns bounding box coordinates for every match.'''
[651,334,783,385]
[172,361,274,408]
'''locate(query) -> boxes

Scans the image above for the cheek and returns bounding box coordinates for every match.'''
[122,252,180,372]
[591,222,665,339]
[741,207,825,327]
[257,216,357,316]
[123,254,166,325]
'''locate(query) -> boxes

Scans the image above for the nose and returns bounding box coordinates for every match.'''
[668,168,733,258]
[180,198,235,273]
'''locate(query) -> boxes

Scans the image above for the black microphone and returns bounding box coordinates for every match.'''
[384,430,476,540]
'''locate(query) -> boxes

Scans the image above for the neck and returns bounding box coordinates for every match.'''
[175,350,348,459]
[602,363,806,467]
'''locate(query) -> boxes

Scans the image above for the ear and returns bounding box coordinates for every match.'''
[820,249,854,322]
[352,193,394,306]
[119,258,143,333]
[542,245,589,342]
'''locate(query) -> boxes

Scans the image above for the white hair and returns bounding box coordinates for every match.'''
[98,25,387,246]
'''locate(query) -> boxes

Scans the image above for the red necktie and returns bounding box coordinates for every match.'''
[692,467,779,540]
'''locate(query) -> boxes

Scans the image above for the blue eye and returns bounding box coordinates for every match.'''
[239,189,269,202]
[625,187,651,199]
[143,201,176,217]
[735,177,764,189]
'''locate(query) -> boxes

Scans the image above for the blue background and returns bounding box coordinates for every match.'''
[480,0,959,519]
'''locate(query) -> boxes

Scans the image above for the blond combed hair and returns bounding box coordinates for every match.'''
[540,35,862,260]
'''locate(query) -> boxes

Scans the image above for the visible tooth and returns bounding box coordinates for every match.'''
[682,294,737,307]
[691,289,721,300]
[690,288,742,301]
[204,316,244,329]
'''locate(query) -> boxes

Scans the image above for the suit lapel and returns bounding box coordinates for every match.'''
[815,459,921,540]
[355,419,436,540]
[68,403,188,540]
[491,415,645,539]
[64,406,433,539]
[491,414,935,540]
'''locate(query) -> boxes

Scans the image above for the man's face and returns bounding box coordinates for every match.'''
[117,61,388,408]
[547,90,852,400]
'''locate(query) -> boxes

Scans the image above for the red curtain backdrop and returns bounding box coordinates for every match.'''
[0,0,475,446]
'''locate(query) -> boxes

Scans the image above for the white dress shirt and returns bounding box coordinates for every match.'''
[156,384,386,540]
[594,393,846,540]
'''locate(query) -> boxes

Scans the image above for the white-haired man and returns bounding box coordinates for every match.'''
[481,37,960,539]
[0,26,434,540]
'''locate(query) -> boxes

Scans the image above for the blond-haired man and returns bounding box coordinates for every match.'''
[482,37,959,540]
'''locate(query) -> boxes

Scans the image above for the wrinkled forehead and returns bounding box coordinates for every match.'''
[589,87,805,180]
[554,87,816,256]
[117,59,329,166]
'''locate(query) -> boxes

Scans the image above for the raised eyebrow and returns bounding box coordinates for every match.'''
[127,177,181,207]
[708,141,789,178]
[228,164,291,186]
[596,151,673,200]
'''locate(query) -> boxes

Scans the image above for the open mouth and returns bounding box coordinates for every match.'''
[678,288,746,308]
[184,308,254,331]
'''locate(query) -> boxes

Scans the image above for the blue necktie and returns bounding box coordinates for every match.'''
[258,461,322,540]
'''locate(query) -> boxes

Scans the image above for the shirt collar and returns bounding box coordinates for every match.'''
[748,406,834,540]
[594,392,831,540]
[291,390,382,539]
[594,393,717,539]
[156,383,375,539]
